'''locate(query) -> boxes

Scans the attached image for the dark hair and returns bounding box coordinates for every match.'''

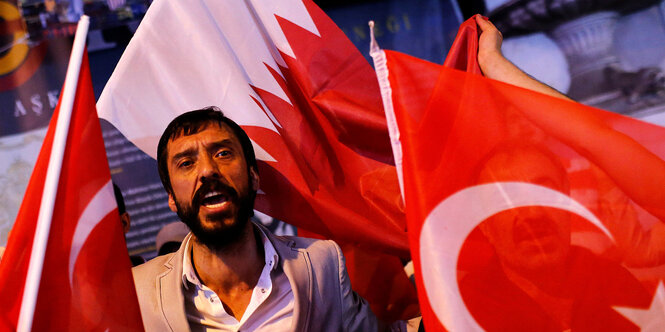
[113,182,126,214]
[157,106,257,195]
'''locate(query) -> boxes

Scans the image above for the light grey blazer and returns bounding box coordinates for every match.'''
[132,224,379,332]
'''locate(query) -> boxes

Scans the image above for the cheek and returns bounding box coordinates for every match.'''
[485,211,517,233]
[226,164,251,190]
[549,210,571,238]
[482,216,515,247]
[169,174,197,201]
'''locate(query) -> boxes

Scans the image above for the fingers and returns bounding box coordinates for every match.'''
[475,14,505,76]
[474,14,496,32]
[475,14,503,48]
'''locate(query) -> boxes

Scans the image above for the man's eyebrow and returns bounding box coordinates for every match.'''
[170,139,236,163]
[170,148,196,164]
[206,139,235,152]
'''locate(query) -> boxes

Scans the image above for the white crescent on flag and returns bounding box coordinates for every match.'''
[68,180,116,286]
[97,0,319,162]
[419,182,613,331]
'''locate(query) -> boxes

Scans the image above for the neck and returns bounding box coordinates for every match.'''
[500,259,569,297]
[191,221,265,295]
[499,259,574,328]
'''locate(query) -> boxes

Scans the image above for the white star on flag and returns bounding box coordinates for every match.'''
[614,281,665,331]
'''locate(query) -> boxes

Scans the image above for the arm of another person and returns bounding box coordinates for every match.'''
[475,15,665,223]
[475,16,571,101]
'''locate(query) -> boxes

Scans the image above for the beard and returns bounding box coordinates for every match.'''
[174,178,255,252]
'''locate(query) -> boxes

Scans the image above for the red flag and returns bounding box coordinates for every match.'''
[0,52,144,331]
[375,17,665,331]
[97,0,408,256]
[97,0,417,319]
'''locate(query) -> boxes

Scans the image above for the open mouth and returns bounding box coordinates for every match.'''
[513,217,559,245]
[200,191,229,208]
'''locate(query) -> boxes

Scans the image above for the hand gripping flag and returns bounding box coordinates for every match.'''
[0,18,144,331]
[373,16,665,331]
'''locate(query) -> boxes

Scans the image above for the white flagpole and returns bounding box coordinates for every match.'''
[17,15,90,332]
[368,21,405,202]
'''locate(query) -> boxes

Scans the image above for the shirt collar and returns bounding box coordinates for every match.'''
[181,223,280,289]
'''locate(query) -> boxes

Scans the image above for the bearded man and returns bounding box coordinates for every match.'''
[132,107,381,331]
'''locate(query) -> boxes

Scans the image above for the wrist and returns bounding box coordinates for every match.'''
[477,49,505,78]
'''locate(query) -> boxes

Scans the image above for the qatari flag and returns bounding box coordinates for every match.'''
[96,0,418,320]
[373,16,665,331]
[97,0,408,256]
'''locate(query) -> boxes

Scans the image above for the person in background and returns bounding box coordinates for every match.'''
[113,182,145,267]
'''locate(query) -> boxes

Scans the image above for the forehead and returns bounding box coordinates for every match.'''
[478,149,566,188]
[166,122,240,156]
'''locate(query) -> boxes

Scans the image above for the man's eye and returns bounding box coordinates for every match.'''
[216,150,231,158]
[178,160,193,168]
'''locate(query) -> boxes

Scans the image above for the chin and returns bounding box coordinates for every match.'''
[201,214,237,228]
[189,215,249,251]
[504,246,569,273]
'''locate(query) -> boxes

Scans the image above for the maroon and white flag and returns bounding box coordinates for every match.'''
[96,0,418,319]
[97,0,409,258]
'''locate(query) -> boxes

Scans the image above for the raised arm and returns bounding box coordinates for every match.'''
[475,16,571,101]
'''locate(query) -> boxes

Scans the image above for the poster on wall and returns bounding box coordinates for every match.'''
[0,0,73,246]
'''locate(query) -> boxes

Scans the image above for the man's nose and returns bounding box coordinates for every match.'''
[198,154,220,183]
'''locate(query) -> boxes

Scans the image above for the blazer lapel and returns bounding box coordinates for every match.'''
[267,230,313,331]
[158,235,191,332]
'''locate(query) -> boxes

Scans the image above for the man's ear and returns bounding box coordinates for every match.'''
[168,193,178,213]
[250,167,259,191]
[120,212,131,234]
[477,222,497,246]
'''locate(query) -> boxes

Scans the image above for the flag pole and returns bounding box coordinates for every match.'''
[17,15,90,332]
[368,21,405,202]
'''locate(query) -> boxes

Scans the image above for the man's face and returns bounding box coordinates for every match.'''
[165,123,258,250]
[477,149,571,273]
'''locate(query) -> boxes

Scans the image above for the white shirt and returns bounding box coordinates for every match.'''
[181,228,294,332]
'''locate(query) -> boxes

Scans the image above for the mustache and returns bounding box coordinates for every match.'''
[192,179,239,207]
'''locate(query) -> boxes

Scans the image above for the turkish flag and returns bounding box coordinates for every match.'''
[376,16,665,331]
[0,52,144,331]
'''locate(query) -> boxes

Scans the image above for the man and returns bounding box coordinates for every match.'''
[132,107,380,331]
[457,18,665,331]
[459,145,652,331]
[114,182,145,266]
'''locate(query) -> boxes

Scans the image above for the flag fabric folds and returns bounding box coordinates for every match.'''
[97,0,417,320]
[97,0,408,257]
[374,17,665,331]
[0,52,144,331]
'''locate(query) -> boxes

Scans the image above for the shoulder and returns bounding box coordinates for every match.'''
[257,220,340,256]
[132,253,176,289]
[266,232,347,283]
[271,233,343,264]
[131,253,179,318]
[133,252,175,274]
